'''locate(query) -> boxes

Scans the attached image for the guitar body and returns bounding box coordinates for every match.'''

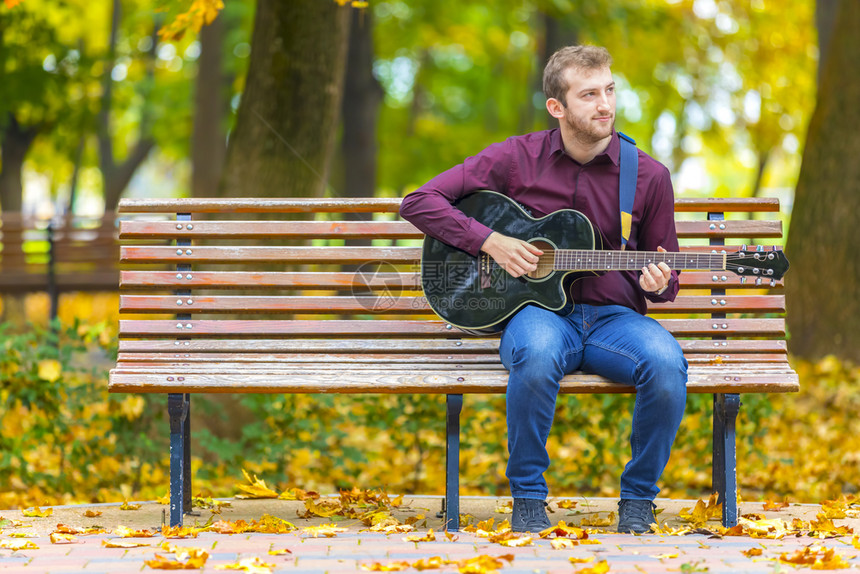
[421,190,598,335]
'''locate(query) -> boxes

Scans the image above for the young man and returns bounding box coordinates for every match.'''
[399,45,687,534]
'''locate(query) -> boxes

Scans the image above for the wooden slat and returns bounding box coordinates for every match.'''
[108,364,798,394]
[118,318,785,338]
[119,220,422,240]
[116,351,787,365]
[118,198,404,214]
[118,294,784,314]
[675,220,782,238]
[119,270,783,291]
[120,245,422,264]
[117,197,782,215]
[118,219,781,240]
[117,337,788,354]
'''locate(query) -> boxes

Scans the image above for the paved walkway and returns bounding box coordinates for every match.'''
[2,496,858,573]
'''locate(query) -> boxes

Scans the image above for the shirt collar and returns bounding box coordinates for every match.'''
[549,129,621,166]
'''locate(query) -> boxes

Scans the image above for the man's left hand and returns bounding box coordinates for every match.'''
[639,246,672,294]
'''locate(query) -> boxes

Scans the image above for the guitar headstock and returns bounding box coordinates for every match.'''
[726,247,790,282]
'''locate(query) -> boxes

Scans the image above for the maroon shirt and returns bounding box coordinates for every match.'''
[399,129,680,315]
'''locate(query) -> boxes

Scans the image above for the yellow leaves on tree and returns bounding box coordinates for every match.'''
[158,0,224,41]
[3,0,24,8]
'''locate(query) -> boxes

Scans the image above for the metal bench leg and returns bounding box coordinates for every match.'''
[713,393,740,527]
[168,393,190,527]
[182,393,193,514]
[445,394,463,532]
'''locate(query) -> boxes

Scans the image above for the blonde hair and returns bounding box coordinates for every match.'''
[543,45,612,106]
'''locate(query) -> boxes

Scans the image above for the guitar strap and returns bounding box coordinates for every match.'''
[618,132,638,250]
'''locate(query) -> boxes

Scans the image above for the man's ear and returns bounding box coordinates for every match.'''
[546,98,566,119]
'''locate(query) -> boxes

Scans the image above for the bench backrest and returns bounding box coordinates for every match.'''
[115,197,788,393]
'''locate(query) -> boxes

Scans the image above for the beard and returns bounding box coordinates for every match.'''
[564,108,615,145]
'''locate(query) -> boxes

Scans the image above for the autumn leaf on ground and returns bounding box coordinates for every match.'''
[0,539,39,550]
[762,498,790,511]
[300,498,343,518]
[250,514,296,533]
[742,547,763,557]
[650,553,679,559]
[777,547,851,569]
[580,512,616,528]
[192,497,232,511]
[369,522,413,534]
[498,535,533,547]
[649,523,693,536]
[162,525,199,538]
[821,498,848,519]
[809,513,854,538]
[102,539,150,548]
[494,500,513,514]
[412,556,448,570]
[214,557,276,572]
[82,510,103,518]
[403,528,435,542]
[55,524,106,535]
[455,553,514,574]
[120,501,141,511]
[569,556,595,564]
[8,532,37,538]
[539,520,588,540]
[551,538,578,549]
[679,493,722,526]
[114,525,157,538]
[557,500,579,510]
[361,561,411,572]
[144,549,209,570]
[300,523,347,538]
[22,507,53,518]
[234,469,279,499]
[49,532,77,544]
[267,548,292,556]
[572,559,609,574]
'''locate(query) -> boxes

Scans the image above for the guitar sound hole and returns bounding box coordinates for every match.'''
[526,240,554,280]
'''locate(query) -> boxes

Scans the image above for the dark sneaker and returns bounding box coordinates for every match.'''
[617,499,657,534]
[511,498,551,532]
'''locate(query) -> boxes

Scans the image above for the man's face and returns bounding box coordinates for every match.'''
[560,66,616,144]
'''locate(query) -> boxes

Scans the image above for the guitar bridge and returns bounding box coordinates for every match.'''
[480,253,492,289]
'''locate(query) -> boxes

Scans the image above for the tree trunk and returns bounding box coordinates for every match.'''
[98,0,156,212]
[816,0,840,85]
[191,13,227,198]
[338,8,382,203]
[786,0,860,361]
[220,0,350,199]
[537,12,579,131]
[0,115,39,212]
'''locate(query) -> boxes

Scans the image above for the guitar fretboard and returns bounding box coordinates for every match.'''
[549,250,726,272]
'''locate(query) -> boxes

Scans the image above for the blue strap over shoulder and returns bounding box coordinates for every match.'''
[618,132,638,249]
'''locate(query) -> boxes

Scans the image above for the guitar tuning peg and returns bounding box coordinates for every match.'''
[770,279,777,287]
[755,277,762,286]
[757,245,764,252]
[771,245,777,251]
[741,244,748,251]
[740,277,747,284]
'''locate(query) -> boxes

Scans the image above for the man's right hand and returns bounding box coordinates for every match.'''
[480,232,544,278]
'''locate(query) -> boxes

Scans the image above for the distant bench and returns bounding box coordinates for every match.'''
[0,213,119,318]
[108,196,798,529]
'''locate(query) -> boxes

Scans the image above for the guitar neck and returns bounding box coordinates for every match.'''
[551,250,726,272]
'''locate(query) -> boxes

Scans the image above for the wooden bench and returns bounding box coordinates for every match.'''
[0,213,119,318]
[108,196,798,529]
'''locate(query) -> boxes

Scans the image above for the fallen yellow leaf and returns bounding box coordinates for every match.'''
[575,560,610,574]
[49,532,77,544]
[235,469,279,499]
[300,523,347,538]
[114,525,157,538]
[83,509,103,518]
[551,538,578,549]
[102,539,151,548]
[569,556,596,563]
[742,548,763,557]
[120,501,141,511]
[0,539,39,550]
[403,529,435,542]
[22,507,53,518]
[214,557,276,572]
[580,512,616,527]
[361,561,411,572]
[144,548,209,570]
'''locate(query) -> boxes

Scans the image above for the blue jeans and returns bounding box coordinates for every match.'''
[499,303,687,501]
